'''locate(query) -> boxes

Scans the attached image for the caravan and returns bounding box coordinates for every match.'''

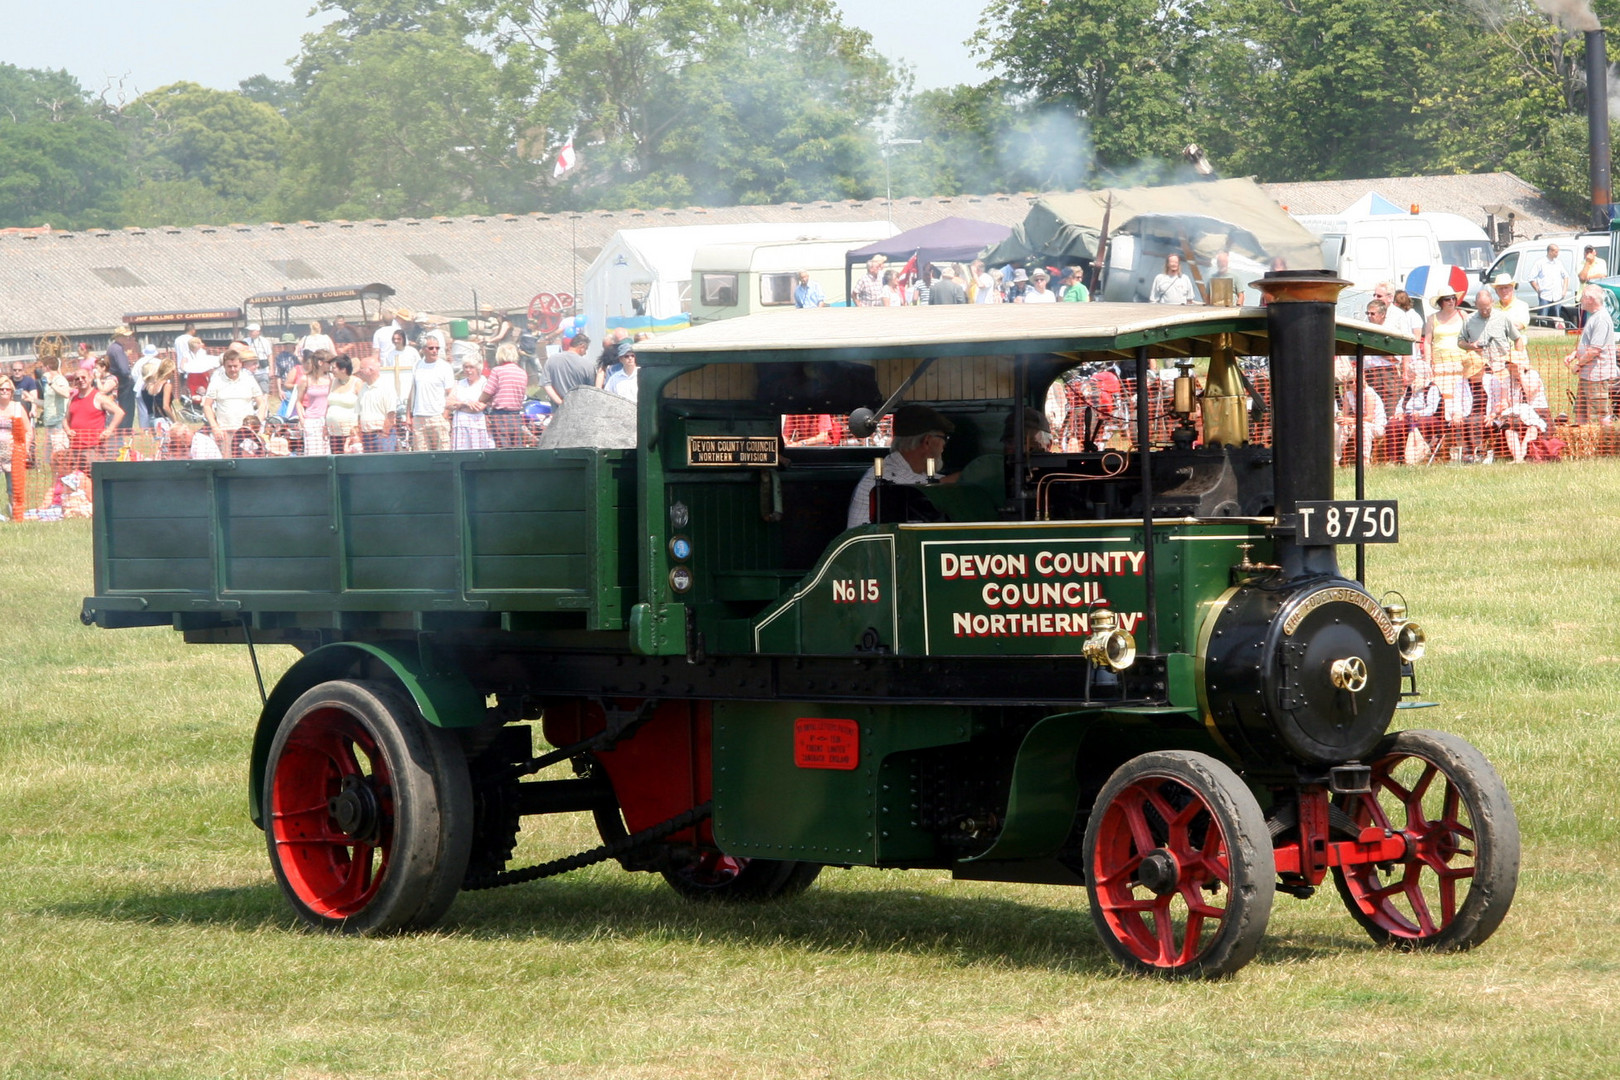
[690,231,896,323]
[583,222,893,338]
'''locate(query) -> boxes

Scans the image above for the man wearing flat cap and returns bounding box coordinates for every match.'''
[847,403,958,527]
[1492,273,1531,366]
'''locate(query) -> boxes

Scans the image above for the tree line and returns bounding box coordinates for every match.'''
[1,0,1613,231]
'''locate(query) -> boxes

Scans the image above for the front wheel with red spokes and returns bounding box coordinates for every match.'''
[1333,729,1519,951]
[265,680,472,934]
[1083,751,1274,978]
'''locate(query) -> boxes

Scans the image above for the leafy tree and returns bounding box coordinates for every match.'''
[239,75,302,116]
[465,0,895,207]
[1191,0,1451,181]
[119,82,290,223]
[973,0,1197,172]
[0,64,128,228]
[276,25,530,220]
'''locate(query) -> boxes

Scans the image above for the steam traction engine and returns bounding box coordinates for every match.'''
[83,273,1518,977]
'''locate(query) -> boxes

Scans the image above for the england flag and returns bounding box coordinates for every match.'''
[554,140,577,179]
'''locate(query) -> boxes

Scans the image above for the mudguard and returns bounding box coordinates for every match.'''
[246,640,484,828]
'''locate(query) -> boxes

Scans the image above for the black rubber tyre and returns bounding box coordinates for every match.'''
[1332,729,1519,951]
[1083,750,1275,978]
[263,680,473,934]
[662,855,823,902]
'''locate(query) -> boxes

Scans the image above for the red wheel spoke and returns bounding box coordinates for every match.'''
[1152,896,1178,964]
[1438,871,1459,924]
[1190,851,1232,888]
[1111,897,1160,913]
[1404,877,1438,936]
[1185,906,1211,965]
[1143,785,1180,839]
[1121,794,1159,856]
[1380,772,1413,805]
[1094,853,1142,889]
[1441,780,1462,830]
[271,800,333,820]
[1409,762,1438,807]
[1181,884,1226,920]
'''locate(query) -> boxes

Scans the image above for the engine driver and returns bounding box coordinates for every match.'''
[846,404,960,528]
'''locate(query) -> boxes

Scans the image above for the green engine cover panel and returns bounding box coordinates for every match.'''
[711,701,973,865]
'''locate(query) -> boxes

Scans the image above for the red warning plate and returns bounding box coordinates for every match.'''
[793,717,860,770]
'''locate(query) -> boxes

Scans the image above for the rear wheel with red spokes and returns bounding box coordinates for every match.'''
[1083,751,1274,978]
[1333,729,1519,950]
[265,680,472,934]
[661,854,822,902]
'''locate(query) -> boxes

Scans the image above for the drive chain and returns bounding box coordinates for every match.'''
[462,800,713,891]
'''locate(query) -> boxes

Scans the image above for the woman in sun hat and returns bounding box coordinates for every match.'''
[1425,290,1468,423]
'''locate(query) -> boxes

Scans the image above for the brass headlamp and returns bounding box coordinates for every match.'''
[1083,608,1137,672]
[1382,597,1426,663]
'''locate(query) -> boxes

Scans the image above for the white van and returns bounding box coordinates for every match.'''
[1426,212,1497,275]
[690,236,889,322]
[1294,214,1444,293]
[1480,232,1609,324]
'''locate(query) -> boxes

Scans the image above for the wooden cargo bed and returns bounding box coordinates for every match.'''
[83,449,637,632]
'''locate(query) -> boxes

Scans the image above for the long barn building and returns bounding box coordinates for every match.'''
[0,172,1576,358]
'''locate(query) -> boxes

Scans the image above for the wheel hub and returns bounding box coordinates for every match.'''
[1137,849,1180,895]
[328,774,381,841]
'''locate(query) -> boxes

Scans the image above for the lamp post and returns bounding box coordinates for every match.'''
[881,138,922,223]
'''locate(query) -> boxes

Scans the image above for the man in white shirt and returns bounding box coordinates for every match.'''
[1150,255,1200,305]
[245,323,273,365]
[1528,244,1571,324]
[372,309,404,355]
[356,356,399,453]
[1021,268,1058,303]
[971,259,999,304]
[847,404,959,528]
[407,339,456,450]
[202,349,266,454]
[604,341,639,402]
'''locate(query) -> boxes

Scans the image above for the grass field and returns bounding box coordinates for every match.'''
[2,460,1618,1079]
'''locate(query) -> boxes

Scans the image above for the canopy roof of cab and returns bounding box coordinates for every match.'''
[634,302,1414,367]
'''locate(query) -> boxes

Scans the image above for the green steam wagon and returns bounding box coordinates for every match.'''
[84,274,1518,977]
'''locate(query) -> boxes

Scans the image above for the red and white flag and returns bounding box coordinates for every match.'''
[897,254,918,283]
[554,139,577,178]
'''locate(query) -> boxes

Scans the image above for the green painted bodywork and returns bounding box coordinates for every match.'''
[86,448,636,630]
[711,700,974,865]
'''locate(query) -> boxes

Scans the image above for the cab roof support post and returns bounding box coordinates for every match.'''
[1135,344,1158,656]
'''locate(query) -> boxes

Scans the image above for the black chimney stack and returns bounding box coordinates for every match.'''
[1256,270,1351,580]
[1588,29,1613,230]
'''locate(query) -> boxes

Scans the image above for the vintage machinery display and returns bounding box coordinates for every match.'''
[83,276,1519,977]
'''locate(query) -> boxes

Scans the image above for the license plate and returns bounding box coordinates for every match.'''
[1295,500,1398,544]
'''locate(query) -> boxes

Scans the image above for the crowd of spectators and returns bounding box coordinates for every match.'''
[0,305,629,517]
[6,259,1618,519]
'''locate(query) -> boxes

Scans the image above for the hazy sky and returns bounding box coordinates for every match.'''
[0,2,987,102]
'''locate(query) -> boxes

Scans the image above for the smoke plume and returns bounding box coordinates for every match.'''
[1535,0,1600,32]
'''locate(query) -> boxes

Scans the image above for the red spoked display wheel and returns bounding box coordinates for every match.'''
[265,680,472,934]
[527,292,564,336]
[661,853,821,903]
[1333,729,1519,950]
[1083,751,1274,978]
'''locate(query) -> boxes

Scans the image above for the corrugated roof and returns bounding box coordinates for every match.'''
[0,172,1577,352]
[0,195,1039,348]
[1261,172,1580,239]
